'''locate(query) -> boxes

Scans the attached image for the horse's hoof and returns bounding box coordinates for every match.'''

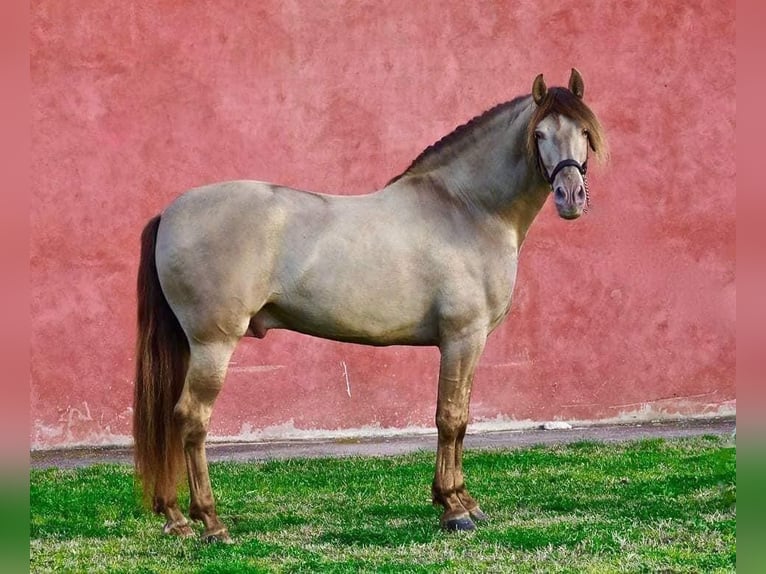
[163,521,195,538]
[468,506,489,522]
[201,528,233,544]
[442,516,476,532]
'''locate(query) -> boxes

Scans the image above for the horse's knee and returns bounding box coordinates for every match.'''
[436,407,468,440]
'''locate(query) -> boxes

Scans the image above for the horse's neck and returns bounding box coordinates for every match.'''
[502,182,550,249]
[425,104,550,247]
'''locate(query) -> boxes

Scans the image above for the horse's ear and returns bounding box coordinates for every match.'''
[568,68,584,98]
[532,74,547,105]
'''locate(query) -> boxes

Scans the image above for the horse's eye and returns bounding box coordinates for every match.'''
[534,131,544,140]
[582,129,589,137]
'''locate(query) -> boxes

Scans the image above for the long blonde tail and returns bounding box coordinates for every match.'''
[133,214,189,507]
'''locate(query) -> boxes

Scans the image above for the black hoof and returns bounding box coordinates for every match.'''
[442,516,476,532]
[469,507,489,522]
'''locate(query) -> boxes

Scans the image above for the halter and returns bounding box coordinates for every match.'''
[537,153,591,212]
[539,157,588,186]
[540,159,588,187]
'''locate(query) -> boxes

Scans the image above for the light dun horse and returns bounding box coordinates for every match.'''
[134,69,607,541]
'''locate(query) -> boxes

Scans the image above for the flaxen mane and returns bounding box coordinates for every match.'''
[388,86,608,186]
[387,96,528,185]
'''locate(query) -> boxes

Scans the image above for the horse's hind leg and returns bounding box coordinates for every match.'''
[154,488,194,537]
[174,340,237,543]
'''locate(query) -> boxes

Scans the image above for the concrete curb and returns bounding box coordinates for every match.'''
[30,416,735,470]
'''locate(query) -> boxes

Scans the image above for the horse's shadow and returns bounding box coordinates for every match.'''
[228,503,444,547]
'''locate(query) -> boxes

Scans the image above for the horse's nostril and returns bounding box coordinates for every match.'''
[554,187,567,201]
[576,186,585,202]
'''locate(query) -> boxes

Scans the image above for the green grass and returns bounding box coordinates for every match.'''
[30,436,735,573]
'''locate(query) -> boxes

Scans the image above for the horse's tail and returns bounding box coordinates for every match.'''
[133,214,189,508]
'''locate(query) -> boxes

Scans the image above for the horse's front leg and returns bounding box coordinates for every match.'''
[432,332,488,531]
[454,422,489,522]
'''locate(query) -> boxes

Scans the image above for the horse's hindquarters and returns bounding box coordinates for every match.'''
[155,183,284,342]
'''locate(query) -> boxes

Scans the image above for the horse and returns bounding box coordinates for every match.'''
[133,68,608,541]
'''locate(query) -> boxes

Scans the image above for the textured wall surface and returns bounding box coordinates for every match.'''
[31,1,736,448]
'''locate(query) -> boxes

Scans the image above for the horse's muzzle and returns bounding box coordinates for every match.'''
[553,184,586,219]
[557,208,583,220]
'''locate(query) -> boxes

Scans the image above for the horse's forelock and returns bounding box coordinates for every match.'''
[526,87,609,166]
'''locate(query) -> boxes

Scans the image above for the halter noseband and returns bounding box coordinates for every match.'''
[537,153,591,211]
[541,157,588,186]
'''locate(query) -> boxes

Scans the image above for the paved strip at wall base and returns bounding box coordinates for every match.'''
[30,417,735,470]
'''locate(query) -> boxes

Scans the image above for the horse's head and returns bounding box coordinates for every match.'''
[528,68,607,220]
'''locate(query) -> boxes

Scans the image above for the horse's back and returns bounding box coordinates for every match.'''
[154,180,423,341]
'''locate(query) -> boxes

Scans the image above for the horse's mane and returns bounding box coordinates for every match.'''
[386,95,529,185]
[387,86,608,186]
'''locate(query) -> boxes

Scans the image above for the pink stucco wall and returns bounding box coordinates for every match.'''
[30,1,735,448]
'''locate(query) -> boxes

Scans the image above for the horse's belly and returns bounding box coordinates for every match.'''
[248,297,437,347]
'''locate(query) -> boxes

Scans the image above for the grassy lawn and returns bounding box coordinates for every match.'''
[30,436,735,573]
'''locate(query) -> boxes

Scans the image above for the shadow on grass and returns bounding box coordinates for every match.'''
[227,511,306,536]
[479,522,617,551]
[316,523,439,547]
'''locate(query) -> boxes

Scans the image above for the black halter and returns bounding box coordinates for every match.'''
[537,154,591,211]
[541,157,588,186]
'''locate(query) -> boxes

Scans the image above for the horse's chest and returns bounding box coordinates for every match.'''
[484,259,519,330]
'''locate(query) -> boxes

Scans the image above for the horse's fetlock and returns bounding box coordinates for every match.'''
[188,503,206,521]
[152,498,167,514]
